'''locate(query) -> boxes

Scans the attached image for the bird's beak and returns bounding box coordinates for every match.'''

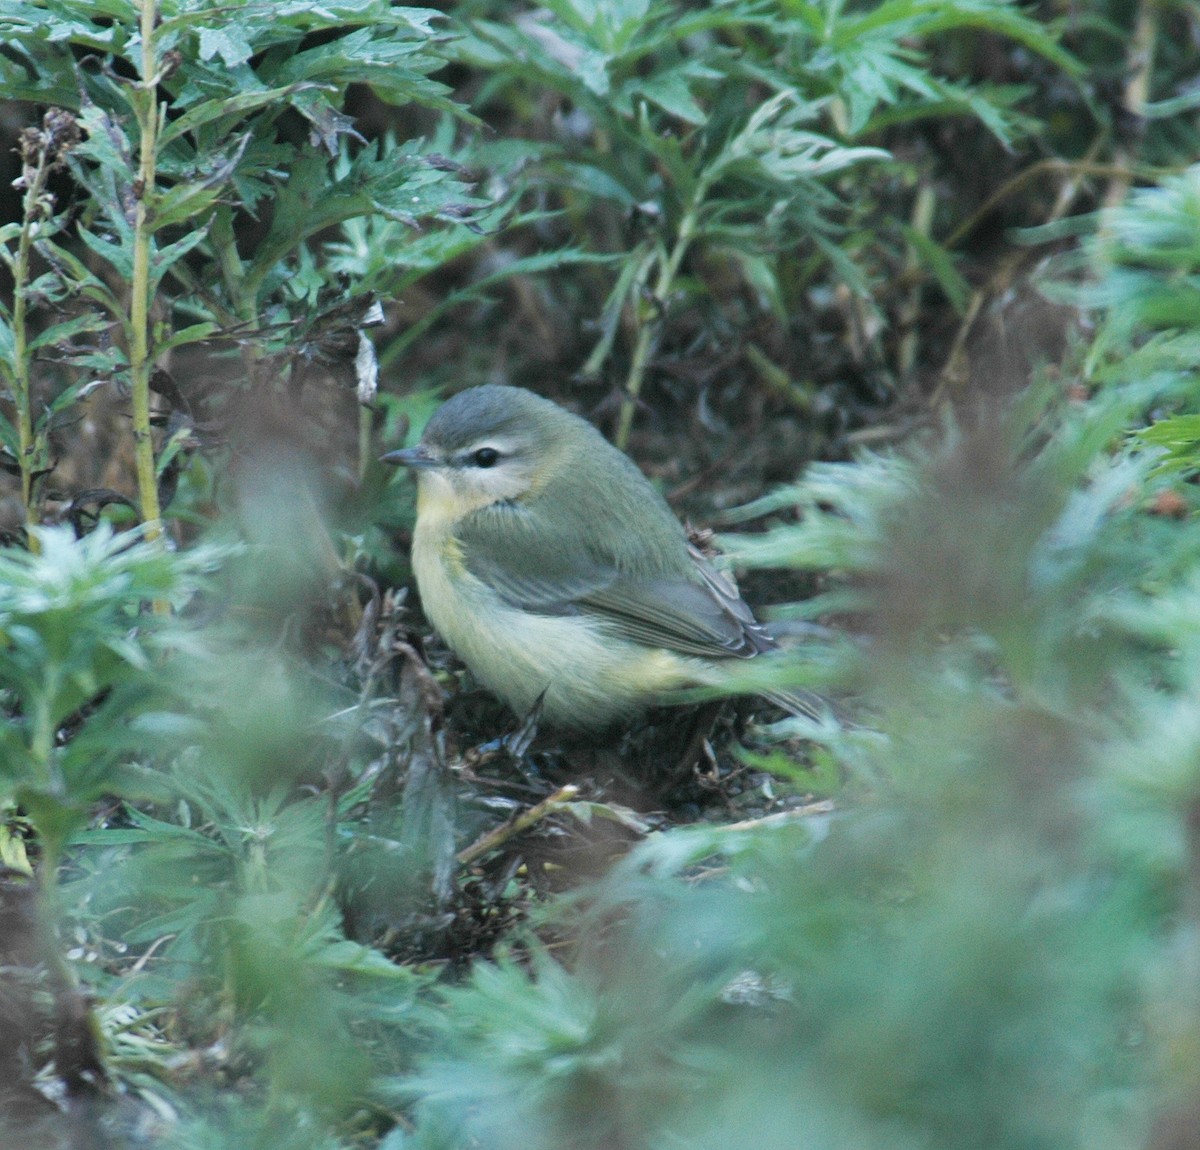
[380,444,438,469]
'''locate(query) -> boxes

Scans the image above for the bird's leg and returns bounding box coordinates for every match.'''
[468,691,545,762]
[501,693,544,758]
[671,701,726,780]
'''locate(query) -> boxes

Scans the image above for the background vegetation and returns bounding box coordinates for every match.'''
[2,0,1200,1146]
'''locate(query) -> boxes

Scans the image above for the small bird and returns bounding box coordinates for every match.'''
[381,385,821,732]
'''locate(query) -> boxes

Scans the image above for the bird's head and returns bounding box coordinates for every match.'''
[381,385,589,521]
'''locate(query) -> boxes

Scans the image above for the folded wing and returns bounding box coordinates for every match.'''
[457,506,775,660]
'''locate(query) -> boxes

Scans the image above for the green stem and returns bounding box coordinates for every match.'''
[614,188,703,452]
[130,0,164,552]
[31,694,55,780]
[897,179,935,379]
[12,141,55,549]
[211,206,271,389]
[211,205,252,325]
[358,403,372,483]
[1102,0,1157,212]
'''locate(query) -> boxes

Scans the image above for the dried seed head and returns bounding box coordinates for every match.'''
[12,109,80,192]
[43,108,81,164]
[160,49,183,81]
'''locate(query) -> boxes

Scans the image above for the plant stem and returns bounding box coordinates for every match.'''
[358,403,373,483]
[11,138,54,549]
[30,692,55,781]
[614,190,702,452]
[897,179,935,379]
[1103,0,1157,211]
[36,835,109,1095]
[456,785,579,867]
[130,0,164,550]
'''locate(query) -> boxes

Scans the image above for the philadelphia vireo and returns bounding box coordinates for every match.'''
[382,385,821,732]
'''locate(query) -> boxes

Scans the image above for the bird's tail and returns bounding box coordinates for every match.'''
[760,686,833,724]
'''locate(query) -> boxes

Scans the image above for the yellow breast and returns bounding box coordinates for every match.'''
[410,514,697,731]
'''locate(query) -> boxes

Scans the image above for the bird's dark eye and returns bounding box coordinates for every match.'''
[472,447,500,468]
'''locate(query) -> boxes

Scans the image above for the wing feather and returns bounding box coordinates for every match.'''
[456,505,774,660]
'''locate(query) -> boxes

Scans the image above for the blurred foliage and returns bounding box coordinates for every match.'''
[1,0,1200,1147]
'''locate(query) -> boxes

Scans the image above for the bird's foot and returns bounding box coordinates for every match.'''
[467,693,545,765]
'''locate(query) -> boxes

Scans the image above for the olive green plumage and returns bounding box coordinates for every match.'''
[383,385,809,731]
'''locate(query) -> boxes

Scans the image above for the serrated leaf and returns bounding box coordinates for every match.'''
[161,85,321,146]
[197,24,254,68]
[151,180,224,232]
[78,226,134,280]
[1140,415,1200,449]
[28,311,111,353]
[473,15,611,97]
[72,100,135,180]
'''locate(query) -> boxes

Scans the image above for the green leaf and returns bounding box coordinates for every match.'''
[581,241,654,377]
[901,225,971,314]
[160,84,322,147]
[383,247,620,367]
[1136,415,1200,477]
[151,178,228,232]
[26,311,110,357]
[32,238,121,315]
[546,159,639,207]
[0,413,20,458]
[197,24,254,68]
[153,321,220,359]
[77,226,134,281]
[622,62,717,125]
[149,226,210,295]
[72,99,135,181]
[0,316,14,374]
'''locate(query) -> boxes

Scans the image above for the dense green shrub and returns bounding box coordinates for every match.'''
[1,0,1199,1147]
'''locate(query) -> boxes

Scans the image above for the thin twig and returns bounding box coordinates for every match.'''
[932,146,1119,405]
[456,785,580,867]
[715,800,835,833]
[942,158,1137,252]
